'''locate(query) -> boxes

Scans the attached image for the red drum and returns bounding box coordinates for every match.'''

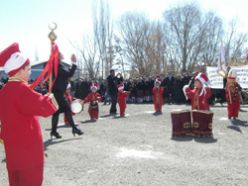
[191,110,213,137]
[171,110,192,137]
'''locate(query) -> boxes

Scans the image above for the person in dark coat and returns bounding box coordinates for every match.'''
[107,70,122,115]
[162,73,175,104]
[51,53,83,138]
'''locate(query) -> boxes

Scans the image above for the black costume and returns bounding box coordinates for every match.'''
[51,63,82,138]
[107,74,122,114]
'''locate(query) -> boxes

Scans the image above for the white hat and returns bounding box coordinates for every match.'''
[154,78,161,85]
[117,83,124,91]
[228,69,237,79]
[195,73,209,86]
[90,83,98,91]
[0,43,30,76]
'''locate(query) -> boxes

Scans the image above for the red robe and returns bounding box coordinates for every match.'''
[0,81,57,185]
[84,92,101,120]
[152,87,164,112]
[226,82,241,118]
[118,91,129,116]
[184,87,211,110]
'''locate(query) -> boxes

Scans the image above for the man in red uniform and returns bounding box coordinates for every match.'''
[82,83,102,121]
[117,83,129,117]
[226,69,241,120]
[152,79,164,114]
[183,72,211,110]
[0,43,57,186]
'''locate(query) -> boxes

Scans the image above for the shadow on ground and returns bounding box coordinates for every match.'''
[171,136,218,143]
[44,138,82,151]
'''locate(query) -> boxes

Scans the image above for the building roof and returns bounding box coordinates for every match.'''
[30,60,71,67]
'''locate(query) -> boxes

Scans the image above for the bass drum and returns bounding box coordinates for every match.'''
[192,110,213,137]
[71,99,83,114]
[171,109,192,137]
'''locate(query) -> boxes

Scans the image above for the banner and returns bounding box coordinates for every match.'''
[206,66,223,89]
[231,65,248,88]
[207,65,248,89]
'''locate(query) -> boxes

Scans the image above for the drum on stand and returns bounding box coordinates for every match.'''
[171,110,192,137]
[191,110,213,137]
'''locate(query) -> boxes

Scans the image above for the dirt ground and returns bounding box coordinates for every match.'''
[1,103,248,186]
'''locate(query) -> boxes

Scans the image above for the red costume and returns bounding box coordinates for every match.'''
[83,83,101,120]
[184,87,211,110]
[183,73,211,111]
[117,84,129,117]
[152,79,164,113]
[225,69,241,119]
[0,43,57,186]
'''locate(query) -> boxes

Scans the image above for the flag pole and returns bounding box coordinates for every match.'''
[48,23,57,93]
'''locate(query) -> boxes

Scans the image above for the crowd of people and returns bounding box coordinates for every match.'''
[2,68,248,108]
[57,74,227,106]
[0,42,248,186]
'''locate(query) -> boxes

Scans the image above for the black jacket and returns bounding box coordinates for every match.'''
[52,63,76,93]
[107,75,118,95]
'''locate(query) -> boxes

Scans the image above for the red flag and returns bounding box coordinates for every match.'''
[30,41,59,90]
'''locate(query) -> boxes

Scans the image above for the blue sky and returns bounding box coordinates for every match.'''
[0,0,247,63]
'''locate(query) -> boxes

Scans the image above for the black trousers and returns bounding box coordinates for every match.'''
[109,93,117,114]
[51,91,76,132]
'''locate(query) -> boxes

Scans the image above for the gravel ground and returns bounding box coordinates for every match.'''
[1,103,248,186]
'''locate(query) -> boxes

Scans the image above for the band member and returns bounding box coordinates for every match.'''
[63,83,75,125]
[51,53,83,138]
[152,79,164,114]
[81,83,102,121]
[117,83,129,117]
[0,43,57,186]
[226,69,241,120]
[183,72,211,110]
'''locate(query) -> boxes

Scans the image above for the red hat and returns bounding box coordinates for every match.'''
[0,43,30,76]
[117,83,124,91]
[195,72,209,85]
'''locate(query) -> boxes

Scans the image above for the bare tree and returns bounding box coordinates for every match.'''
[118,13,167,76]
[77,37,100,79]
[163,4,206,72]
[119,13,149,76]
[201,12,223,66]
[143,21,167,75]
[92,0,114,78]
[224,20,248,64]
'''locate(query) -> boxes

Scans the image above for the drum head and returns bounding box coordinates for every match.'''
[71,100,82,113]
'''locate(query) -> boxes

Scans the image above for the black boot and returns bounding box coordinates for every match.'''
[72,127,84,136]
[50,131,62,139]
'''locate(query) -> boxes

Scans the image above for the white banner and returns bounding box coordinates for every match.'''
[206,66,223,89]
[231,65,248,88]
[206,65,248,89]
